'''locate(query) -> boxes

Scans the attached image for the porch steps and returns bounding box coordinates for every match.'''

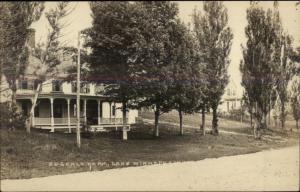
[89,125,108,132]
[35,125,82,132]
[89,124,131,133]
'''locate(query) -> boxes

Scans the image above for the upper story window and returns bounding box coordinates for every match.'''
[52,80,62,92]
[18,80,36,90]
[95,84,105,95]
[71,82,77,93]
[20,80,28,89]
[18,79,40,90]
[71,82,90,94]
[81,82,90,94]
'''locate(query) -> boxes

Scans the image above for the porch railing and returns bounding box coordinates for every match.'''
[35,118,51,125]
[16,89,35,95]
[34,117,128,126]
[35,117,84,125]
[99,118,128,124]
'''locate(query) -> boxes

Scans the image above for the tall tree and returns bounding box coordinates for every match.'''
[28,2,73,133]
[168,19,203,135]
[0,2,44,130]
[242,91,255,128]
[192,2,233,135]
[272,2,297,130]
[84,2,142,133]
[276,34,296,130]
[290,77,300,130]
[131,1,180,137]
[240,2,281,138]
[192,9,209,136]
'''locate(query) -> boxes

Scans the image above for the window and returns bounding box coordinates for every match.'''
[71,82,77,93]
[28,81,34,90]
[20,80,28,89]
[95,84,105,94]
[52,80,62,92]
[20,80,40,90]
[72,82,90,93]
[80,83,90,93]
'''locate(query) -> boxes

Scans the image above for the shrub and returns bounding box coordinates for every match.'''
[0,102,26,129]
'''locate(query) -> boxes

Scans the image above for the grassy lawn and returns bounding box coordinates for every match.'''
[1,122,299,180]
[139,110,299,135]
[140,110,253,134]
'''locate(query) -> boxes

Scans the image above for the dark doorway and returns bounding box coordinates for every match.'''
[54,101,63,118]
[86,100,98,125]
[21,101,29,116]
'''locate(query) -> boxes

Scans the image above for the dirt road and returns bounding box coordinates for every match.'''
[1,145,299,191]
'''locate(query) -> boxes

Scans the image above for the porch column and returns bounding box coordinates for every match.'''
[109,101,112,124]
[31,99,35,127]
[67,98,71,133]
[50,98,54,131]
[109,102,112,118]
[84,99,87,125]
[113,102,116,124]
[97,100,101,125]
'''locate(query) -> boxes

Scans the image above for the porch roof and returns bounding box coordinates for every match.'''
[16,92,114,101]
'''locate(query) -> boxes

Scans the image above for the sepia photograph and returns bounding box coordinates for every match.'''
[0,1,299,191]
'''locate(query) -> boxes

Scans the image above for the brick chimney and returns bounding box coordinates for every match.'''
[27,28,35,49]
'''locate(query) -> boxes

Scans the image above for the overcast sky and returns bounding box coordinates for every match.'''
[31,1,300,96]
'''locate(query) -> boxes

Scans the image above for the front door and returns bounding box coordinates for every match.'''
[54,103,63,118]
[86,102,98,125]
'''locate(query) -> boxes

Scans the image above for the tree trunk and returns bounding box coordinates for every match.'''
[200,107,205,136]
[262,113,267,129]
[274,116,278,127]
[296,120,299,129]
[253,102,262,139]
[154,104,160,137]
[9,83,17,131]
[212,106,218,135]
[28,83,42,133]
[11,86,17,107]
[250,110,253,128]
[253,117,261,139]
[179,107,183,136]
[280,102,285,130]
[268,103,271,126]
[122,100,127,140]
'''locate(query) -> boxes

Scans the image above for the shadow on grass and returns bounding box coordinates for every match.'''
[1,122,298,180]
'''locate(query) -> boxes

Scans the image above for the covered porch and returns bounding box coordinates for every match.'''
[17,96,129,133]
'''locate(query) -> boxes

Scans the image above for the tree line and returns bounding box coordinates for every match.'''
[1,1,299,139]
[83,1,232,137]
[240,2,300,138]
